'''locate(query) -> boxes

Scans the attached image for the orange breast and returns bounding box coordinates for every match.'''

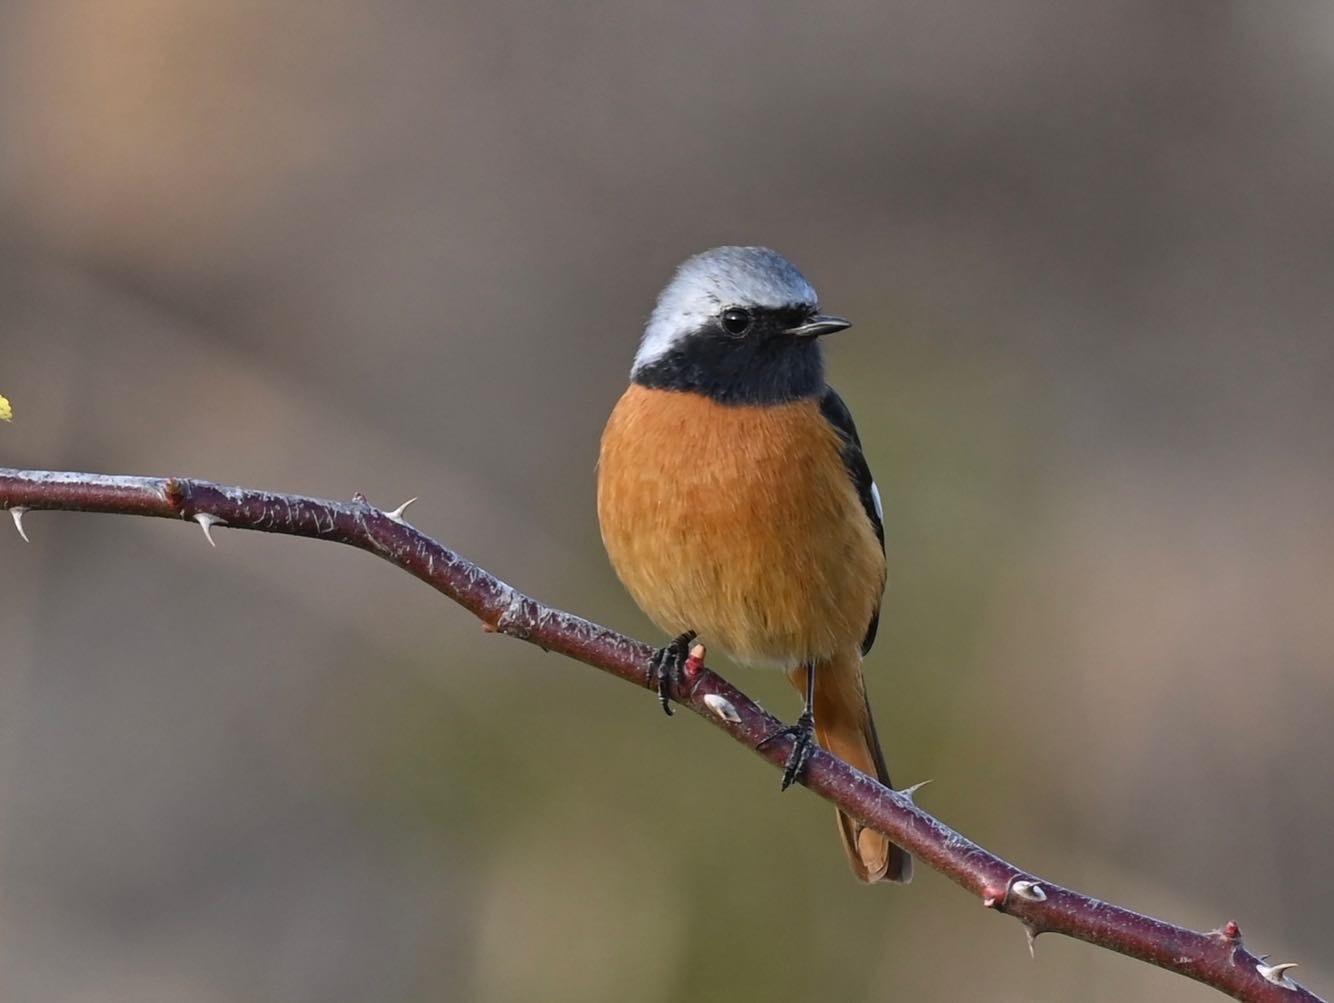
[597,384,885,666]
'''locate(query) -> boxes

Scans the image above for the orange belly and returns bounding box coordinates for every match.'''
[597,384,885,666]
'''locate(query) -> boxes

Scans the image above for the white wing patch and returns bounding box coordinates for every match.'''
[870,480,883,522]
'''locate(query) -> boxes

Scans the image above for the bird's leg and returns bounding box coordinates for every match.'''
[648,630,697,716]
[757,661,818,790]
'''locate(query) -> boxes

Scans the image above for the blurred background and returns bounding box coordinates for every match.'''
[1,2,1332,1000]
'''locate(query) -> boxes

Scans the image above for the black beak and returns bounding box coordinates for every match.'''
[785,314,852,338]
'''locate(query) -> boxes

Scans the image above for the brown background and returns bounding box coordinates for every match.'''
[2,3,1332,1000]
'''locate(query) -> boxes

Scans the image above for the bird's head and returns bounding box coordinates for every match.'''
[631,246,850,405]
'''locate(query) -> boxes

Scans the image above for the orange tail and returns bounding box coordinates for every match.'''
[789,654,912,884]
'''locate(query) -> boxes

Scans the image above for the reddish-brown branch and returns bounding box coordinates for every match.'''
[0,466,1319,1003]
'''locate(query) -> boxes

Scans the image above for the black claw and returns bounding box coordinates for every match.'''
[757,660,819,790]
[757,709,817,790]
[648,630,697,716]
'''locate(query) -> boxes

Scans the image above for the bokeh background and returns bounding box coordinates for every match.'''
[2,3,1332,1000]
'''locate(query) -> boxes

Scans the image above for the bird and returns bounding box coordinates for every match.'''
[597,246,911,883]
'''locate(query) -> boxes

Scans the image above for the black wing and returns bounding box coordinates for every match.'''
[819,385,884,655]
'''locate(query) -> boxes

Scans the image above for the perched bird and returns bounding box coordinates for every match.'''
[597,246,911,883]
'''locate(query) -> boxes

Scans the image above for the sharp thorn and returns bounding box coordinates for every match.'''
[1025,925,1039,958]
[386,497,418,523]
[899,779,932,802]
[1256,961,1300,988]
[193,512,226,547]
[10,506,29,542]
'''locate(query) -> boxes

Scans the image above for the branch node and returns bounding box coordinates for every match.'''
[10,505,29,542]
[495,592,533,640]
[193,512,226,547]
[684,642,706,680]
[1012,880,1047,903]
[703,692,741,723]
[987,874,1045,909]
[1257,960,1301,989]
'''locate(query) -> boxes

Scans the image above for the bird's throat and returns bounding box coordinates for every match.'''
[632,334,824,405]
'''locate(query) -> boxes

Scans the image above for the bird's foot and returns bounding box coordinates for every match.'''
[757,709,817,790]
[648,630,697,716]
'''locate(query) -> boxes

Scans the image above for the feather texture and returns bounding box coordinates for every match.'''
[598,385,883,666]
[598,382,910,883]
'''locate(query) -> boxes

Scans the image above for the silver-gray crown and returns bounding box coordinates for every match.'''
[633,246,819,373]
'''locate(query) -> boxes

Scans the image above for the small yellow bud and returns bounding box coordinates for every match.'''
[0,394,11,421]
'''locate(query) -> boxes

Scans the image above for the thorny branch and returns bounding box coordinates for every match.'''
[0,466,1321,1003]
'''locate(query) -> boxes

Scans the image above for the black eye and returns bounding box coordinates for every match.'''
[720,307,752,335]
